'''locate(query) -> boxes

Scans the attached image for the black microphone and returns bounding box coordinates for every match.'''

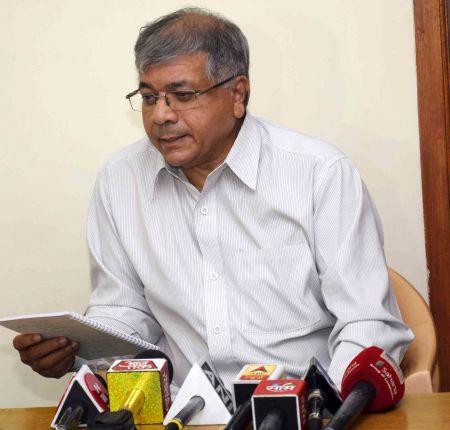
[225,363,285,430]
[164,395,205,430]
[86,409,136,430]
[324,381,376,430]
[304,357,342,430]
[324,346,405,430]
[223,399,252,430]
[55,406,84,430]
[258,408,285,430]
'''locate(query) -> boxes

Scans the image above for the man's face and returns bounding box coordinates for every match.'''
[139,53,245,171]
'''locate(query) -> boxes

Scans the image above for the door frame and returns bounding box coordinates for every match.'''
[414,0,450,391]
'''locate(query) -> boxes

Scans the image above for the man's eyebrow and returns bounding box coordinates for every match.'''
[138,82,153,90]
[138,80,194,91]
[166,80,191,90]
[139,79,191,91]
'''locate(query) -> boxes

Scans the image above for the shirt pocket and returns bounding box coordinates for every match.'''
[223,243,323,334]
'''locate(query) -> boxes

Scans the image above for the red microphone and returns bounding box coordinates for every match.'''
[251,379,308,430]
[324,346,405,430]
[51,365,109,429]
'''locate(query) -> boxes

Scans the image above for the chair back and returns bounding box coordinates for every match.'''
[388,267,439,392]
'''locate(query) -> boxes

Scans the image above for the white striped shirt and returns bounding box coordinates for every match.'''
[85,112,413,389]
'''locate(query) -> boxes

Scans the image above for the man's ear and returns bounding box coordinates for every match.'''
[232,76,250,119]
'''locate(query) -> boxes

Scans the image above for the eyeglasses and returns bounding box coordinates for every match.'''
[125,75,235,112]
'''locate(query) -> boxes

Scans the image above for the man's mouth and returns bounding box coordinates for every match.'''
[158,134,187,144]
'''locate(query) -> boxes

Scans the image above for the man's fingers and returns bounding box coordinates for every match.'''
[13,333,78,378]
[29,341,77,372]
[13,333,42,351]
[19,337,71,364]
[37,354,77,379]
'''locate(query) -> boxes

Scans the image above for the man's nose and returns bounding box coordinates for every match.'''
[150,96,178,125]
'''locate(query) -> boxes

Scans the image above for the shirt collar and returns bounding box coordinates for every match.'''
[224,112,261,191]
[147,111,262,198]
[147,143,196,199]
[146,142,172,200]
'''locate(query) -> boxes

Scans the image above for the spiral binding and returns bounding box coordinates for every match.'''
[68,312,159,351]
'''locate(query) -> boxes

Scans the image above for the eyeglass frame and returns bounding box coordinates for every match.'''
[125,75,236,112]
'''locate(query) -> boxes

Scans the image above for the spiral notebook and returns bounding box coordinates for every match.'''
[0,311,159,360]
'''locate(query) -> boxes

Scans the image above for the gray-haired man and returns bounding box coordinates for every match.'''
[14,7,413,390]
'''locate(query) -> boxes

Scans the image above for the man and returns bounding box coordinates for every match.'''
[13,7,413,390]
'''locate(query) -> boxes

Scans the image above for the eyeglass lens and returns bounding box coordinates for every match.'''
[129,91,197,112]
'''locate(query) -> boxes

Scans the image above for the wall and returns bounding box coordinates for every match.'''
[0,0,426,407]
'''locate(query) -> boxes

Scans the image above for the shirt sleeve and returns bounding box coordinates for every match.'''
[313,156,414,387]
[84,167,163,344]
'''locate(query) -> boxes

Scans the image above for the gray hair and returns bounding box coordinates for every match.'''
[134,7,250,82]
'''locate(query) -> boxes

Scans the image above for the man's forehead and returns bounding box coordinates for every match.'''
[139,53,209,89]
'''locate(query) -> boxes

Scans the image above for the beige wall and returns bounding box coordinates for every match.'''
[0,1,425,408]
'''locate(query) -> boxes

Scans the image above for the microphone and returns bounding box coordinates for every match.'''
[51,365,109,429]
[164,395,205,430]
[258,408,285,430]
[134,348,174,383]
[88,354,172,428]
[55,406,84,430]
[223,400,252,430]
[163,359,234,426]
[324,346,405,430]
[251,379,308,430]
[232,364,285,408]
[304,357,342,430]
[225,364,285,430]
[86,410,136,430]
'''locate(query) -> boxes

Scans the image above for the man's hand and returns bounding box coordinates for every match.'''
[13,333,78,378]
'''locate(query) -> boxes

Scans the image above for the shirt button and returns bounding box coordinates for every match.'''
[213,325,222,334]
[210,271,218,281]
[200,206,209,215]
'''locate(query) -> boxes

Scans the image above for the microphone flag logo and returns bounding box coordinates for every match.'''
[239,364,277,380]
[267,382,296,392]
[112,359,157,371]
[84,373,109,408]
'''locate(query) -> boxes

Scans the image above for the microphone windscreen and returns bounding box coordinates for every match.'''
[87,409,136,430]
[107,358,171,425]
[340,346,404,412]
